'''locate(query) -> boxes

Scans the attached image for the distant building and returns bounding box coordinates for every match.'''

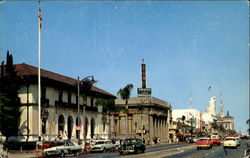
[206,96,216,116]
[216,92,234,131]
[7,64,116,142]
[172,109,201,129]
[217,111,234,131]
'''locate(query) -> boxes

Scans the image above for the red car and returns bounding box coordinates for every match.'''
[211,135,221,146]
[196,137,213,150]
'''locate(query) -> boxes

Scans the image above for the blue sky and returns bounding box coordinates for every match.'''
[0,1,249,134]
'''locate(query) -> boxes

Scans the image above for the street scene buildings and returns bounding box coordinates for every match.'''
[0,57,238,149]
[0,1,248,158]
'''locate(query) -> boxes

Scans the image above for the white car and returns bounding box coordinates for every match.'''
[91,140,115,152]
[236,137,241,146]
[42,140,83,157]
[223,137,238,149]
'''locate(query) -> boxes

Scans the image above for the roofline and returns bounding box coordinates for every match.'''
[14,63,116,98]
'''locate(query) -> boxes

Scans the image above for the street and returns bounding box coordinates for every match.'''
[166,140,248,158]
[7,140,248,158]
[77,141,248,158]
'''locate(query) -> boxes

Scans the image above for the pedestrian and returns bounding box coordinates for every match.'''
[142,138,145,144]
[112,137,115,144]
[224,147,227,155]
[147,137,150,145]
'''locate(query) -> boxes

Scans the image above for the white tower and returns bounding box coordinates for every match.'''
[206,96,216,115]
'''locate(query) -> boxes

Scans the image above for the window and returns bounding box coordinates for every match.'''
[58,91,63,102]
[91,97,94,107]
[76,95,78,105]
[42,87,46,99]
[128,115,133,133]
[42,119,46,134]
[68,93,71,104]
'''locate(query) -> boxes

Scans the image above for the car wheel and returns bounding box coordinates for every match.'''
[74,151,80,156]
[135,148,139,154]
[60,151,65,157]
[197,147,199,150]
[142,149,145,153]
[119,152,123,155]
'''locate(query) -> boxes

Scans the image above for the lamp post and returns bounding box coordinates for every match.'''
[140,97,151,141]
[77,76,95,146]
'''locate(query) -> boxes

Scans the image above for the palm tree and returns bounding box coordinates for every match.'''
[211,121,219,134]
[246,119,250,135]
[117,84,133,138]
[78,77,96,142]
[117,84,133,105]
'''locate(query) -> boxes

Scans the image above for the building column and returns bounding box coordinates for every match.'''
[149,115,154,144]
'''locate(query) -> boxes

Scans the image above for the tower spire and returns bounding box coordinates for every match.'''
[219,91,224,116]
[141,58,146,88]
[189,93,193,109]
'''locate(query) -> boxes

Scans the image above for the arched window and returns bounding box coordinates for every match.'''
[67,116,74,139]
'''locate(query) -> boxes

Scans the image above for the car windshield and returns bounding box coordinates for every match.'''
[199,138,209,141]
[225,138,235,141]
[53,142,64,147]
[124,139,138,144]
[96,141,105,144]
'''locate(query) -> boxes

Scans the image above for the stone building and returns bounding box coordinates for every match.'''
[10,64,116,142]
[114,96,172,144]
[113,59,172,144]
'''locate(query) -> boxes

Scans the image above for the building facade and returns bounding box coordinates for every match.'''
[10,64,116,142]
[114,96,172,144]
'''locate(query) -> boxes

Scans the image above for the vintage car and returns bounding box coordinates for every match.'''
[210,135,221,146]
[90,140,115,152]
[118,138,145,155]
[236,137,241,146]
[224,137,238,148]
[42,140,83,157]
[196,137,213,150]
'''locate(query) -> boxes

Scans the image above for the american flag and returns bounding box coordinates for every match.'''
[208,86,211,92]
[39,0,42,31]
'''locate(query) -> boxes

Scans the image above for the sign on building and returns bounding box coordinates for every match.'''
[137,88,152,96]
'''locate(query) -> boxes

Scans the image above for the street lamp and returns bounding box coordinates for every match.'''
[77,76,95,146]
[140,97,151,141]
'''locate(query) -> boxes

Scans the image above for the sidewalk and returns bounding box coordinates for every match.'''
[7,150,42,158]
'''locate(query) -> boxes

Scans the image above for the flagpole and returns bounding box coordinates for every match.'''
[38,0,41,140]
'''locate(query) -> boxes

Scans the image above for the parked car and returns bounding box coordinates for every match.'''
[91,140,115,152]
[223,137,238,149]
[196,137,213,150]
[0,146,7,158]
[118,138,145,155]
[236,137,241,146]
[210,135,221,146]
[42,140,83,157]
[189,137,198,143]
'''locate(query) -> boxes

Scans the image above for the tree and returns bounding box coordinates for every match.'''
[186,117,196,136]
[247,119,250,135]
[78,77,97,140]
[117,84,133,105]
[0,51,21,143]
[211,121,219,134]
[117,84,133,137]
